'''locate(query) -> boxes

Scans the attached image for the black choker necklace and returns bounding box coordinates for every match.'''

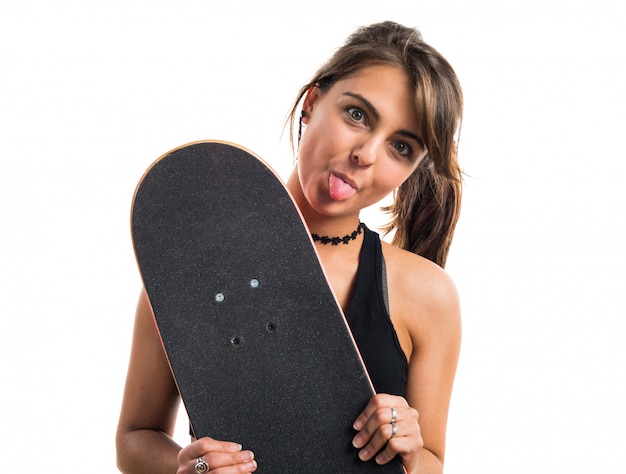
[311,222,364,245]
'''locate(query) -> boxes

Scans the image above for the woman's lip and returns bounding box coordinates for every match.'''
[330,171,357,190]
[329,172,357,201]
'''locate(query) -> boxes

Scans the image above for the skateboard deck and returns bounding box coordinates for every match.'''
[131,140,404,472]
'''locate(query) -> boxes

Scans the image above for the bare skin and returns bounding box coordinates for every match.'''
[116,65,461,474]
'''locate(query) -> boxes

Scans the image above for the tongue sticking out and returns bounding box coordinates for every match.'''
[329,173,356,201]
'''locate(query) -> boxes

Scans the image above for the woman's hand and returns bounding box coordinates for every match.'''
[177,437,257,474]
[352,394,423,470]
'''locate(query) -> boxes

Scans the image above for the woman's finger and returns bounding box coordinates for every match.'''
[352,398,421,463]
[185,451,257,474]
[178,437,257,473]
[353,394,408,430]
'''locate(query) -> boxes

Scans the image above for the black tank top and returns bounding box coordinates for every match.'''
[345,225,408,396]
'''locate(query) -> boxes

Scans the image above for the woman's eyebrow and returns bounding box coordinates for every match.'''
[343,92,380,120]
[398,129,425,148]
[343,91,424,148]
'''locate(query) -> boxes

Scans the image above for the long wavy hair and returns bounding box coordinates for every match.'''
[287,21,463,268]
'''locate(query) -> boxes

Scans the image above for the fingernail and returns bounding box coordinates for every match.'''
[359,448,369,460]
[229,443,242,452]
[352,435,363,448]
[353,420,363,430]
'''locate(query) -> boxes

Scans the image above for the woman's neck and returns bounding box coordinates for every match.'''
[285,168,361,239]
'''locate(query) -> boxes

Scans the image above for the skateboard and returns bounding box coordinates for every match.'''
[131,140,404,472]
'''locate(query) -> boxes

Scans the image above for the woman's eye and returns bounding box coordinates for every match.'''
[393,141,411,157]
[348,107,365,123]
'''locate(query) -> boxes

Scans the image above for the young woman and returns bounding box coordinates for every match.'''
[117,21,463,474]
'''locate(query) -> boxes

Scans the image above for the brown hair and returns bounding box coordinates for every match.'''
[288,21,463,267]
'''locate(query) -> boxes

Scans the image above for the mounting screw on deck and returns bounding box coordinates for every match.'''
[215,292,225,302]
[250,279,259,288]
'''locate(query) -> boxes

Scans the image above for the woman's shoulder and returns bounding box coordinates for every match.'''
[381,241,460,336]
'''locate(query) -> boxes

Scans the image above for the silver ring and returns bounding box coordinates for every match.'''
[390,407,397,424]
[195,456,209,473]
[391,421,397,438]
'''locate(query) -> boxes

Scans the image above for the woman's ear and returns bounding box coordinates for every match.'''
[301,86,320,123]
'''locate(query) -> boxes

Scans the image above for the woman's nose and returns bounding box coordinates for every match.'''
[351,137,380,166]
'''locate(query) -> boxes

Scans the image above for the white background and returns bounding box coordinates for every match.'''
[1,0,625,472]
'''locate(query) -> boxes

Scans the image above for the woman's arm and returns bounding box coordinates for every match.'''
[116,290,183,473]
[353,251,462,473]
[402,265,461,472]
[116,290,257,474]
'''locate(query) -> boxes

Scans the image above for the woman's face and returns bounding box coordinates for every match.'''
[296,64,427,219]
